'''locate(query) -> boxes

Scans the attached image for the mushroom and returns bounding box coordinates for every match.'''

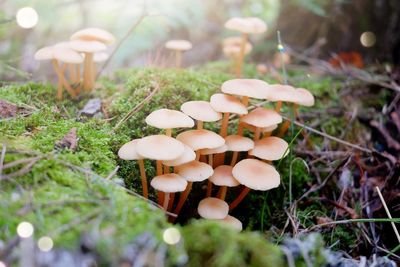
[180,101,222,130]
[215,215,243,231]
[162,144,196,210]
[53,41,81,86]
[199,144,228,197]
[197,197,229,220]
[210,93,248,138]
[165,40,192,68]
[69,40,107,91]
[224,17,267,77]
[229,159,280,210]
[209,165,239,200]
[248,136,289,162]
[224,135,254,166]
[92,52,109,83]
[145,108,194,137]
[136,135,185,205]
[34,46,77,100]
[175,129,225,216]
[53,47,84,99]
[240,123,278,138]
[71,27,116,45]
[118,139,149,198]
[150,173,187,210]
[223,37,252,73]
[240,107,282,141]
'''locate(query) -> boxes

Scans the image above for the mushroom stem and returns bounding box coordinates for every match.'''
[217,186,227,200]
[138,159,148,199]
[230,151,238,166]
[158,191,165,206]
[56,64,67,100]
[219,112,230,137]
[51,59,77,99]
[206,154,213,197]
[229,186,251,210]
[275,101,282,112]
[163,193,170,210]
[241,96,249,107]
[164,165,170,174]
[175,50,182,68]
[156,160,163,176]
[253,127,261,141]
[83,52,94,91]
[75,64,81,94]
[235,32,248,78]
[263,131,272,138]
[173,181,193,217]
[68,64,76,83]
[195,151,200,161]
[197,120,203,130]
[165,128,172,137]
[278,104,298,137]
[168,193,175,211]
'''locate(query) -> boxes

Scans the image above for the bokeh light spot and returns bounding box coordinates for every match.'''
[360,31,376,47]
[163,227,181,245]
[17,221,34,238]
[16,7,38,29]
[38,236,53,252]
[0,261,7,267]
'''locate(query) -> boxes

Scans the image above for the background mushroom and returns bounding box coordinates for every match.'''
[222,36,252,74]
[197,197,229,220]
[224,17,267,77]
[165,40,193,68]
[118,139,149,199]
[229,159,280,210]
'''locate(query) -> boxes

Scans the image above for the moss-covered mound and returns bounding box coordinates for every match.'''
[0,67,291,266]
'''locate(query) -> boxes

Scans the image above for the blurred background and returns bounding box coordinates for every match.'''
[1,0,399,82]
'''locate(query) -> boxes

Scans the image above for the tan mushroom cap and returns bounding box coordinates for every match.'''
[177,161,214,182]
[241,122,278,133]
[198,197,229,219]
[181,101,222,122]
[70,27,116,45]
[265,84,299,103]
[150,173,187,193]
[218,215,243,231]
[165,40,193,51]
[136,135,184,160]
[176,129,225,151]
[210,93,248,115]
[221,79,270,99]
[34,46,55,60]
[209,165,239,187]
[145,109,194,129]
[162,144,195,167]
[225,135,254,152]
[69,40,107,53]
[295,88,315,107]
[249,137,289,161]
[223,37,253,57]
[93,52,109,63]
[240,107,282,128]
[53,47,84,64]
[225,17,267,34]
[232,159,280,190]
[118,139,143,160]
[200,144,228,155]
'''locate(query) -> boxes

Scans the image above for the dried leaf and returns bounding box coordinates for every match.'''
[0,99,17,119]
[55,128,78,152]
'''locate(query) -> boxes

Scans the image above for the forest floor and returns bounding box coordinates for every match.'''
[0,62,399,266]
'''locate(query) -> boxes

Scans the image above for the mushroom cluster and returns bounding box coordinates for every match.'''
[118,76,315,231]
[34,27,115,100]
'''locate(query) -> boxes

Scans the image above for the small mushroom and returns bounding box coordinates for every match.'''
[145,108,194,137]
[69,40,107,91]
[181,101,222,130]
[223,37,252,73]
[240,107,282,141]
[53,47,84,99]
[71,27,116,45]
[229,159,280,210]
[118,139,149,198]
[151,173,187,210]
[265,84,299,112]
[215,215,243,231]
[209,165,239,200]
[224,17,267,77]
[210,93,248,138]
[197,197,229,220]
[248,136,289,162]
[165,40,192,68]
[224,135,254,165]
[34,46,77,100]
